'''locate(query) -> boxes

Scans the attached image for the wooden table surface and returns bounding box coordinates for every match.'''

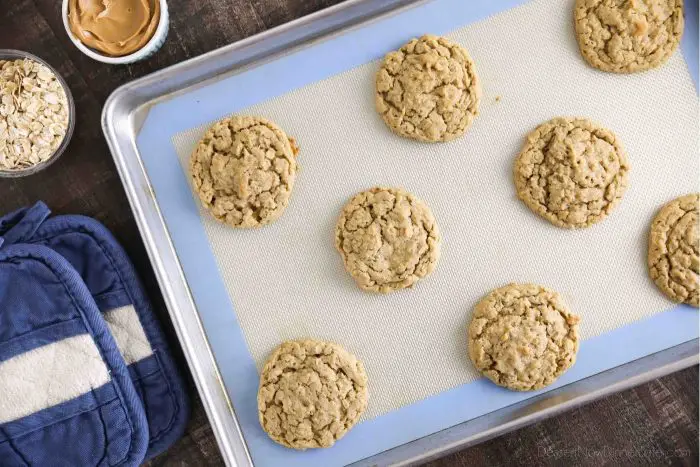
[1,1,697,466]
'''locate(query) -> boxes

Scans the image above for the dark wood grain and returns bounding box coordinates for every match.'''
[0,1,697,466]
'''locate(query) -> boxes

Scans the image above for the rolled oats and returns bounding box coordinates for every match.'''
[0,58,69,172]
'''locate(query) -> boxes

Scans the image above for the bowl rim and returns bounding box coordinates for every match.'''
[61,0,169,64]
[0,49,76,178]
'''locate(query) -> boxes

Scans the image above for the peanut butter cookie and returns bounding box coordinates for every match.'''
[189,116,298,228]
[648,194,699,306]
[574,0,684,73]
[375,35,481,142]
[514,117,630,229]
[257,339,369,450]
[335,187,441,293]
[468,283,581,392]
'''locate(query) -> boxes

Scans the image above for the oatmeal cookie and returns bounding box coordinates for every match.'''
[189,116,298,228]
[574,0,684,73]
[648,194,699,306]
[375,35,481,142]
[468,283,581,391]
[257,339,369,450]
[514,117,630,229]
[335,187,441,293]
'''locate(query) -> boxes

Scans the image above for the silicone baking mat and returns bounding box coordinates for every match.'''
[136,0,699,465]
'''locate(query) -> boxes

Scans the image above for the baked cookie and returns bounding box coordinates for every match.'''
[574,0,684,73]
[514,117,630,229]
[648,194,699,306]
[375,35,481,142]
[257,339,369,450]
[335,187,441,293]
[189,116,299,228]
[468,283,581,391]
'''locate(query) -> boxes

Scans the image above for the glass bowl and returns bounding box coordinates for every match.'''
[0,49,76,178]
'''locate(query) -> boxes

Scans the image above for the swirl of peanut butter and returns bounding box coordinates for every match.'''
[68,0,160,57]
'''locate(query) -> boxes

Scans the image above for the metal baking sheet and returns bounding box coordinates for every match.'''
[102,0,700,465]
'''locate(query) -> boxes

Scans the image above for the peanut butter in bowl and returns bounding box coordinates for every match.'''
[67,0,161,58]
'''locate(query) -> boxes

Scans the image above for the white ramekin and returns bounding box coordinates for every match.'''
[61,0,169,64]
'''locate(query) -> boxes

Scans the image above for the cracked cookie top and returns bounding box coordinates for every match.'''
[375,35,481,142]
[514,117,630,229]
[468,283,581,392]
[257,339,369,450]
[574,0,684,73]
[335,187,441,293]
[648,194,699,306]
[189,116,298,228]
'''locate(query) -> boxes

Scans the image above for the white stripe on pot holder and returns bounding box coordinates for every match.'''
[0,334,111,424]
[104,305,154,365]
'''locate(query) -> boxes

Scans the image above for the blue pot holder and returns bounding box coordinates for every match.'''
[0,202,190,464]
[0,244,148,466]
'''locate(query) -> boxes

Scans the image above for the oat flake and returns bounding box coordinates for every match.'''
[0,58,69,171]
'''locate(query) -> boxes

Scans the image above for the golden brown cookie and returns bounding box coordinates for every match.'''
[257,339,369,450]
[335,187,441,293]
[648,194,699,306]
[468,283,581,392]
[189,116,298,228]
[514,117,630,229]
[375,35,481,142]
[574,0,684,73]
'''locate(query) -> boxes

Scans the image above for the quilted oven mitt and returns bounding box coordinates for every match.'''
[0,202,190,463]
